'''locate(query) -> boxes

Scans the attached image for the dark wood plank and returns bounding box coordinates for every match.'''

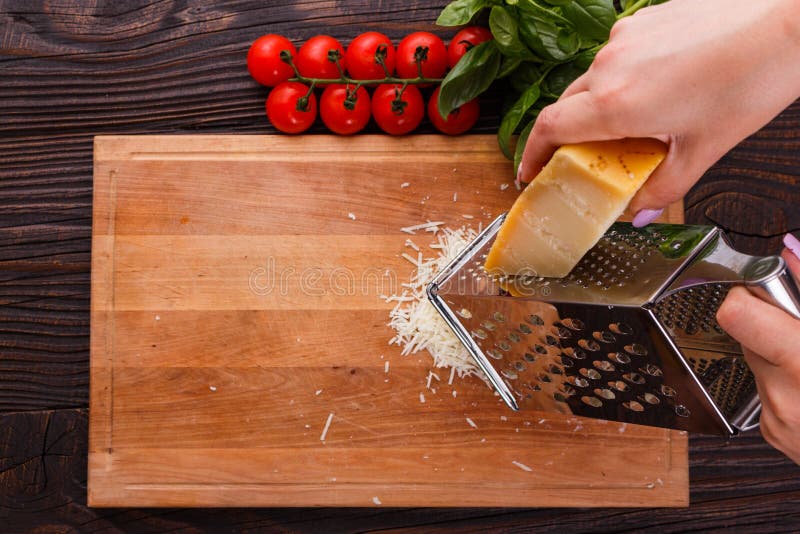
[1,0,799,530]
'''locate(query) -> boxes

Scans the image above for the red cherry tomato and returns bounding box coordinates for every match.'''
[247,34,297,87]
[447,26,493,68]
[320,84,371,135]
[371,84,424,135]
[266,82,317,134]
[427,86,479,135]
[295,35,346,82]
[395,32,447,81]
[346,32,396,81]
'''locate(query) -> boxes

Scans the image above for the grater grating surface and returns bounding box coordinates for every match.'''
[428,214,800,436]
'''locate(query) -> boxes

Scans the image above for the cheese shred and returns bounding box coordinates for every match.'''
[386,224,486,382]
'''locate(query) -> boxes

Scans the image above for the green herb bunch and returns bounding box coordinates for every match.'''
[436,0,668,174]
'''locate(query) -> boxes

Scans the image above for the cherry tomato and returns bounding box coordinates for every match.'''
[345,31,396,81]
[447,26,493,68]
[371,84,424,135]
[427,86,479,135]
[247,34,297,87]
[395,32,447,81]
[295,35,346,82]
[320,84,371,135]
[266,82,317,134]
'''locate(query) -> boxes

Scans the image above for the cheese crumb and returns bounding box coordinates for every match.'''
[372,496,382,505]
[419,392,426,403]
[466,417,477,429]
[155,315,160,321]
[511,460,533,472]
[315,389,323,396]
[500,183,509,191]
[320,413,334,441]
[453,192,458,202]
[462,214,474,219]
[384,361,389,373]
[400,182,410,188]
[209,386,216,392]
[347,212,356,220]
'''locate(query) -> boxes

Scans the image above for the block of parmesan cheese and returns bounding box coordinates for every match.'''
[484,138,667,278]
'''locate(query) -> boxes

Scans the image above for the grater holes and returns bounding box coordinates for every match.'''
[624,343,648,356]
[486,349,503,360]
[560,355,574,367]
[675,405,691,417]
[643,364,663,377]
[561,318,585,331]
[473,329,488,340]
[553,393,569,403]
[578,339,601,352]
[568,376,590,388]
[548,364,563,375]
[609,322,633,335]
[526,314,544,326]
[594,388,615,400]
[495,340,511,351]
[523,352,537,363]
[593,360,615,372]
[560,384,577,397]
[514,361,526,372]
[623,372,646,385]
[563,347,586,360]
[579,368,602,381]
[660,385,676,397]
[507,331,521,343]
[643,393,660,405]
[608,352,631,365]
[554,326,573,339]
[501,369,518,380]
[518,323,532,334]
[593,330,615,343]
[538,372,552,383]
[610,380,629,392]
[623,400,645,412]
[581,396,603,408]
[544,334,560,346]
[457,308,472,319]
[482,321,496,331]
[493,312,506,323]
[533,344,548,355]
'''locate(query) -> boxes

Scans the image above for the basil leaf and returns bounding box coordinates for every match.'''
[497,56,523,78]
[509,62,542,94]
[518,10,575,61]
[561,0,616,41]
[489,6,535,59]
[514,119,536,179]
[543,62,585,95]
[498,84,540,159]
[437,0,494,26]
[541,0,571,6]
[556,28,580,55]
[438,40,501,117]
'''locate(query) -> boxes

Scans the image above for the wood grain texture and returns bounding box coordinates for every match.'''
[1,0,798,530]
[87,134,686,508]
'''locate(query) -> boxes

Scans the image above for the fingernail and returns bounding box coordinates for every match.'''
[632,208,663,228]
[784,233,800,261]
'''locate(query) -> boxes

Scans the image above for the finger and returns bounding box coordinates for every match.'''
[517,92,618,184]
[782,238,800,275]
[558,72,590,101]
[716,286,800,368]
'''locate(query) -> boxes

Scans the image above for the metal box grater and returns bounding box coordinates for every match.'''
[427,214,800,435]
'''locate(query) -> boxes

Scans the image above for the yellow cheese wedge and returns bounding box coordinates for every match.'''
[484,138,667,278]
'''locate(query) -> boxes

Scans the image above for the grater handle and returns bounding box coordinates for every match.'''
[743,256,800,320]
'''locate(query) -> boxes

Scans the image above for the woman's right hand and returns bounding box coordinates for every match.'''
[517,0,800,226]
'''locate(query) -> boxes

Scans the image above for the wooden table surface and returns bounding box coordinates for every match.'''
[1,1,798,532]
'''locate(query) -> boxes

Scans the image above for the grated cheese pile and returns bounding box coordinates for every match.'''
[386,223,486,381]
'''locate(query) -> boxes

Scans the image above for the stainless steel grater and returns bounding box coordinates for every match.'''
[427,214,800,436]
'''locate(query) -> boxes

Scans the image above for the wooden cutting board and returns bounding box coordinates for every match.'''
[89,134,688,508]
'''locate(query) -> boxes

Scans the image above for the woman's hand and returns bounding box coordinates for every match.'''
[717,236,800,463]
[517,0,800,226]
